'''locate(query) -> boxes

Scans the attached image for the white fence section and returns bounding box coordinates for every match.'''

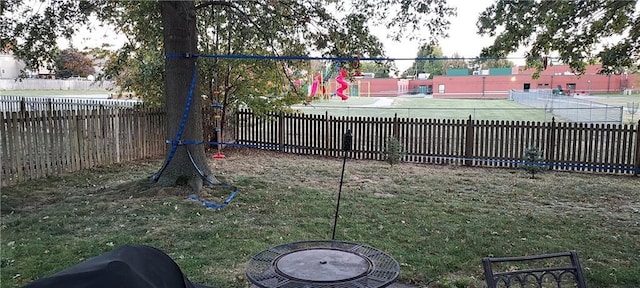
[0,79,115,90]
[0,96,142,112]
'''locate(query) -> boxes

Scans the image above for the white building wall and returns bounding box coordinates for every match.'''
[0,54,26,79]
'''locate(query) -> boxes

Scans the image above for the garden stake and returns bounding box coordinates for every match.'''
[332,129,352,240]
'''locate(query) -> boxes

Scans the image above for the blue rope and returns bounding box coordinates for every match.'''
[187,190,237,210]
[151,56,238,210]
[152,59,199,182]
[185,147,238,210]
[165,53,521,62]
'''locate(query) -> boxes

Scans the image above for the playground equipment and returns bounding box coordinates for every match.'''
[335,68,349,100]
[308,74,320,98]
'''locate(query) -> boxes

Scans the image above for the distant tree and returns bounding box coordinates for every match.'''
[472,58,514,69]
[441,52,468,74]
[477,0,640,76]
[54,48,95,79]
[359,62,391,78]
[402,44,444,78]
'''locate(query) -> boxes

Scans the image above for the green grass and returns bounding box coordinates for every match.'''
[1,149,639,287]
[296,98,559,121]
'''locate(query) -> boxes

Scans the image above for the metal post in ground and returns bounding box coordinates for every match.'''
[331,129,352,240]
[212,102,225,159]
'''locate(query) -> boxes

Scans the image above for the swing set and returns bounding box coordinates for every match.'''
[152,53,364,210]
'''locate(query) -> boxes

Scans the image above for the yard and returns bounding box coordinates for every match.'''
[1,148,638,287]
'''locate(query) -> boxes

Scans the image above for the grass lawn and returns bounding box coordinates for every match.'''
[1,149,638,287]
[296,97,559,122]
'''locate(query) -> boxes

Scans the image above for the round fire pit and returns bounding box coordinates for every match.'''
[246,240,400,288]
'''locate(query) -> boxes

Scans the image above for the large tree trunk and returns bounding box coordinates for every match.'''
[158,1,215,191]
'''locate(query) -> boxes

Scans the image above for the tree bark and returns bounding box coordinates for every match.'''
[158,1,215,191]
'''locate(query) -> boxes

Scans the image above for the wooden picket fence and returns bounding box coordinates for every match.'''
[236,110,640,174]
[3,106,639,187]
[1,107,166,186]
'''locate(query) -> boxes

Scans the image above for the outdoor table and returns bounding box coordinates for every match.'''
[246,240,400,288]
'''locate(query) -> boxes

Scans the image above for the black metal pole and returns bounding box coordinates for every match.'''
[332,129,352,240]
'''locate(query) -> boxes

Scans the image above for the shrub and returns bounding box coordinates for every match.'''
[521,146,545,178]
[381,136,405,166]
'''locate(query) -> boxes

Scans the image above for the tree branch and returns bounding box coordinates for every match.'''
[195,1,233,10]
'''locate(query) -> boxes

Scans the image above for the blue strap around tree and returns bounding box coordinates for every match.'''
[152,57,237,209]
[152,59,199,182]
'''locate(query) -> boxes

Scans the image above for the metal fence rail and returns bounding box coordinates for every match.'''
[509,90,623,124]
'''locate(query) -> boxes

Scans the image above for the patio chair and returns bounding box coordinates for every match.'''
[482,250,587,288]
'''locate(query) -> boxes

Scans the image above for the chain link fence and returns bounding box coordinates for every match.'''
[509,90,623,124]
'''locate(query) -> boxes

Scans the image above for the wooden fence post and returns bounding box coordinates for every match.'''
[635,120,640,176]
[234,109,238,145]
[392,113,399,139]
[278,112,284,152]
[546,117,556,170]
[324,111,330,157]
[465,115,474,166]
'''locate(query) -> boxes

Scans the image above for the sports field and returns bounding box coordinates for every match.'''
[2,89,638,123]
[295,94,640,123]
[297,97,557,122]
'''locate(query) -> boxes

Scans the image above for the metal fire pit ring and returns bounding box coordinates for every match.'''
[246,240,400,288]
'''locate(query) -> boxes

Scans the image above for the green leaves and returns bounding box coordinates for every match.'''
[4,0,457,110]
[403,44,444,78]
[521,146,546,179]
[2,1,95,72]
[54,48,95,79]
[381,136,405,166]
[478,0,639,77]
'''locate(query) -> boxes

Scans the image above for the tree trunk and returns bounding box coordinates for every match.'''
[158,1,215,191]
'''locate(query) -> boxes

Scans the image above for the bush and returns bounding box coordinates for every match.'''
[381,136,405,166]
[521,146,545,178]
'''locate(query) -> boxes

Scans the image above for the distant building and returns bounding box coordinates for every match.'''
[319,65,636,98]
[0,53,25,79]
[0,52,58,79]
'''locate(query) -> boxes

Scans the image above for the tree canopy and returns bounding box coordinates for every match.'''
[401,44,445,78]
[2,0,457,189]
[359,62,392,78]
[3,1,456,103]
[477,0,639,75]
[54,48,95,79]
[471,58,514,70]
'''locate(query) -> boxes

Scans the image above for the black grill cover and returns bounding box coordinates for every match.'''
[24,244,212,288]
